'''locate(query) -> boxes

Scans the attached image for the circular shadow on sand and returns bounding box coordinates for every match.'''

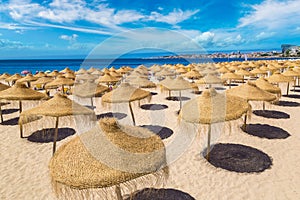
[1,108,19,114]
[274,100,300,107]
[166,96,191,101]
[27,128,76,143]
[241,124,290,139]
[282,94,300,99]
[150,92,158,96]
[140,125,174,139]
[192,91,202,95]
[140,104,168,111]
[124,188,195,200]
[96,112,127,120]
[253,110,290,119]
[203,143,272,173]
[214,87,226,91]
[0,117,19,125]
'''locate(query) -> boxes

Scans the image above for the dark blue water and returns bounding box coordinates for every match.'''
[0,57,294,74]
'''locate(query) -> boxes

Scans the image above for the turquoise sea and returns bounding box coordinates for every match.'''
[0,57,294,74]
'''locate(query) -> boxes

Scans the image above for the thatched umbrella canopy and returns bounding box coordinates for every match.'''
[0,82,48,130]
[255,77,281,96]
[116,67,130,75]
[76,73,98,81]
[5,73,22,85]
[72,81,109,107]
[87,67,97,73]
[130,77,156,88]
[102,83,151,125]
[160,76,193,109]
[226,82,277,129]
[250,68,267,76]
[20,93,94,154]
[155,68,175,77]
[16,74,38,87]
[182,69,203,79]
[48,118,167,200]
[45,75,74,94]
[196,74,223,87]
[97,73,120,86]
[60,67,74,74]
[92,69,104,76]
[179,88,250,160]
[63,72,76,80]
[34,72,47,78]
[150,65,162,73]
[110,71,123,78]
[0,73,11,80]
[75,68,87,75]
[221,72,243,88]
[217,66,230,73]
[47,70,61,77]
[0,83,10,122]
[267,72,294,95]
[176,67,187,74]
[31,77,54,88]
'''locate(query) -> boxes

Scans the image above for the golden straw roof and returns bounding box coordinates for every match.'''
[267,72,294,83]
[250,68,267,75]
[235,69,252,76]
[60,67,74,74]
[0,73,11,80]
[5,73,22,82]
[47,70,61,77]
[34,72,47,78]
[0,83,10,91]
[182,70,203,79]
[20,93,93,118]
[76,73,98,80]
[221,72,243,80]
[31,77,53,85]
[179,88,250,124]
[72,82,109,98]
[255,77,281,95]
[102,83,151,103]
[49,118,166,189]
[282,69,300,77]
[196,74,223,85]
[0,82,48,100]
[97,73,120,84]
[130,77,156,88]
[226,82,277,102]
[160,76,192,91]
[45,76,74,89]
[16,74,38,83]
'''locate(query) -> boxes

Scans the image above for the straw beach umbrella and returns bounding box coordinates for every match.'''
[160,76,193,109]
[0,82,48,136]
[49,118,167,200]
[267,72,294,95]
[0,83,10,123]
[221,72,243,88]
[97,73,120,86]
[16,74,38,87]
[179,88,250,160]
[20,93,94,154]
[255,77,281,97]
[196,74,223,88]
[72,81,109,107]
[102,83,151,126]
[45,75,74,94]
[130,77,156,88]
[226,82,277,129]
[5,73,22,85]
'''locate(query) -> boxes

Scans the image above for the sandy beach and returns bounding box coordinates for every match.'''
[1,74,300,200]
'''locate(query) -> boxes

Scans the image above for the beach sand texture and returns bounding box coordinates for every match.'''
[1,82,300,199]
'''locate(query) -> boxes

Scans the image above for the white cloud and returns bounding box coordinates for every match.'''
[0,38,27,49]
[192,32,215,46]
[149,9,200,25]
[255,31,275,40]
[239,0,300,30]
[59,34,78,41]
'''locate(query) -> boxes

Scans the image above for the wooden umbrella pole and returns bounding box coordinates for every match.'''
[20,123,24,138]
[243,113,248,131]
[90,97,94,107]
[263,101,265,111]
[19,101,22,113]
[229,79,232,89]
[115,184,123,200]
[286,82,290,95]
[53,117,59,155]
[206,124,211,161]
[168,90,171,97]
[128,102,136,126]
[179,90,182,110]
[0,105,3,123]
[62,85,65,94]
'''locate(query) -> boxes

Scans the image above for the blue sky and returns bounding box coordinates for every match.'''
[0,0,300,59]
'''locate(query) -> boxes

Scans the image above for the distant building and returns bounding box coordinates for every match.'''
[281,44,300,56]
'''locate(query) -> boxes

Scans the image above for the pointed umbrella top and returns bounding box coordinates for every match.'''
[267,72,294,83]
[160,76,192,91]
[196,74,223,85]
[20,93,94,117]
[97,73,120,84]
[255,77,281,95]
[102,83,151,103]
[0,83,10,91]
[5,73,22,82]
[0,73,11,80]
[45,76,74,89]
[72,82,109,98]
[179,88,250,124]
[16,74,38,83]
[0,82,48,100]
[226,81,277,102]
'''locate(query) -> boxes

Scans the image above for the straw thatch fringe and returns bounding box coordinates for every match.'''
[51,166,168,200]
